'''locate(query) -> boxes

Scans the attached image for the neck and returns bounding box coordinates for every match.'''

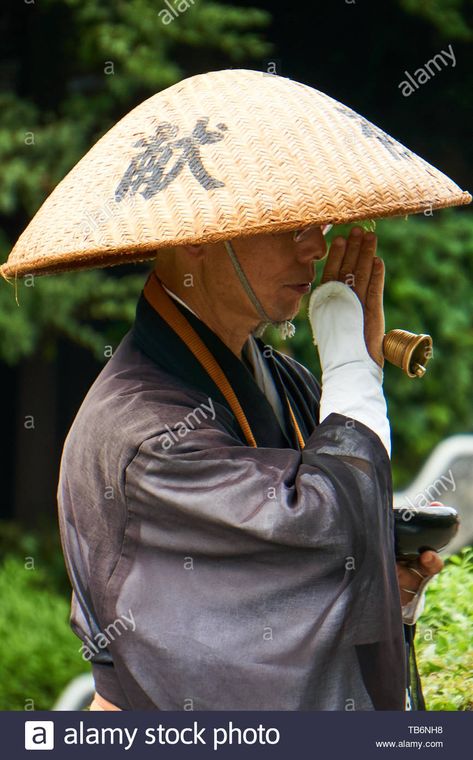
[156,275,260,359]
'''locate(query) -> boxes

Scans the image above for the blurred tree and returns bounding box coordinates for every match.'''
[399,0,473,40]
[0,0,272,362]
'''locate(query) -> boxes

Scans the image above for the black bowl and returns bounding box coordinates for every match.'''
[394,505,460,560]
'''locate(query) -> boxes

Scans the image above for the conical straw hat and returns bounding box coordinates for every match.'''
[1,68,470,279]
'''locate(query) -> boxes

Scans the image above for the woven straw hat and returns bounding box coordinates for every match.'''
[1,68,470,279]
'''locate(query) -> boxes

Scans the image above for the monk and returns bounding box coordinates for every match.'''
[58,225,442,711]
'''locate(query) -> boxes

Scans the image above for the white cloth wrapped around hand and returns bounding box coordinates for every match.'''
[308,281,391,458]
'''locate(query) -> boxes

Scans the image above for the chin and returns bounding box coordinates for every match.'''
[267,291,303,322]
[272,310,298,323]
[278,303,300,320]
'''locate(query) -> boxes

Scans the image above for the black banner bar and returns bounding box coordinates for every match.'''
[3,710,470,759]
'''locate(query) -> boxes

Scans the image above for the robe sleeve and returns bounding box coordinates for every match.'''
[92,409,406,710]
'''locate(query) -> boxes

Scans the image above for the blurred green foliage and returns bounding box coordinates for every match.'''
[0,0,271,218]
[0,0,271,358]
[400,0,473,40]
[0,554,89,710]
[417,547,473,710]
[0,519,71,595]
[0,269,147,364]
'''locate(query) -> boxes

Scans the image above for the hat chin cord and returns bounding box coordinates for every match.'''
[223,241,296,340]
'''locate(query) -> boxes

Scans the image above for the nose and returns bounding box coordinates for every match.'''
[293,225,328,261]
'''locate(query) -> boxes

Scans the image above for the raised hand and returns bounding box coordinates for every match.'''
[321,226,385,367]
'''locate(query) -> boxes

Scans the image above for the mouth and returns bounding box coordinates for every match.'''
[285,283,312,294]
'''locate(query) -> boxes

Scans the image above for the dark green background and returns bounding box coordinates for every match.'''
[1,0,472,502]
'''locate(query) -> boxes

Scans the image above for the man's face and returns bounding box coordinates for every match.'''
[228,226,329,322]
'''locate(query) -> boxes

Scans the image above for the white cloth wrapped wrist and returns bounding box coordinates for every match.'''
[402,590,426,625]
[308,281,391,458]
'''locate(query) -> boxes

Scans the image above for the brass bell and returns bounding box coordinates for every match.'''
[383,330,433,378]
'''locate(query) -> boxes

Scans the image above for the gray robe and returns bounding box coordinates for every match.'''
[57,288,406,710]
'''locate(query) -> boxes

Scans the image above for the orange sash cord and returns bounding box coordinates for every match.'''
[143,272,306,450]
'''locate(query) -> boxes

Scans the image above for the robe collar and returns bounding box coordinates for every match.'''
[131,283,317,450]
